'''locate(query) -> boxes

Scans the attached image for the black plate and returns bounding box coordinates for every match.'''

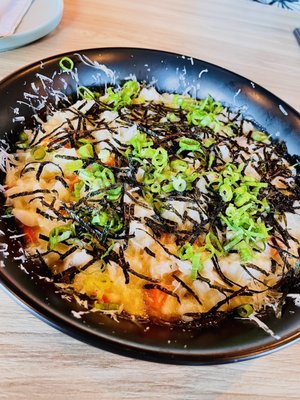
[0,47,300,364]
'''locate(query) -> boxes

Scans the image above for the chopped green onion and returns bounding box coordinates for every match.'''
[122,80,139,97]
[99,168,115,187]
[178,243,194,260]
[78,143,94,159]
[65,160,83,173]
[251,130,268,142]
[77,86,95,100]
[48,224,76,250]
[31,146,46,160]
[167,113,178,122]
[16,142,29,149]
[104,80,139,109]
[173,94,223,129]
[219,184,233,202]
[236,240,253,262]
[107,186,122,201]
[16,132,29,149]
[185,172,200,183]
[59,57,74,72]
[222,125,236,137]
[109,213,123,233]
[177,137,201,154]
[94,301,120,311]
[150,182,161,193]
[190,252,203,279]
[162,183,174,193]
[92,212,109,226]
[203,138,215,148]
[233,186,251,207]
[236,304,254,318]
[92,210,122,233]
[141,147,156,158]
[73,181,84,200]
[178,243,204,279]
[151,148,168,169]
[172,176,187,192]
[5,207,13,217]
[78,164,116,190]
[187,110,207,126]
[205,233,224,257]
[129,131,153,155]
[209,162,270,261]
[170,160,188,173]
[143,173,155,185]
[101,241,115,260]
[19,132,28,142]
[208,153,215,168]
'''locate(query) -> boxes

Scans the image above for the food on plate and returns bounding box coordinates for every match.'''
[3,77,300,327]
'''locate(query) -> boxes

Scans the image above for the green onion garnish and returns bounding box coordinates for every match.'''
[73,181,84,200]
[94,302,120,311]
[5,207,13,217]
[177,137,201,154]
[48,224,76,250]
[31,146,46,160]
[150,182,161,194]
[16,142,29,149]
[19,132,28,141]
[178,243,204,279]
[167,112,178,122]
[77,86,95,100]
[78,142,94,159]
[16,132,29,149]
[92,210,122,233]
[65,160,83,173]
[236,304,254,318]
[219,183,233,202]
[104,80,139,109]
[170,159,188,173]
[152,148,168,169]
[172,176,187,192]
[251,130,268,142]
[107,186,122,201]
[59,57,74,72]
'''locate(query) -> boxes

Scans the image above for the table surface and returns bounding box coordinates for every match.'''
[0,0,299,399]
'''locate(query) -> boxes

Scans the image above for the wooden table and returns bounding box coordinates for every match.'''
[0,1,299,399]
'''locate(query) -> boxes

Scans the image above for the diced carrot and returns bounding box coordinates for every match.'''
[104,153,116,167]
[145,288,168,311]
[102,294,110,303]
[64,143,71,149]
[270,247,279,259]
[68,174,80,191]
[23,225,39,244]
[40,137,50,146]
[269,237,283,261]
[160,233,174,245]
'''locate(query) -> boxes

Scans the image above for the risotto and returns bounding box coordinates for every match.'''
[3,79,300,327]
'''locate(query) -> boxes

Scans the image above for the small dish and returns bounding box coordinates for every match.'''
[0,0,63,52]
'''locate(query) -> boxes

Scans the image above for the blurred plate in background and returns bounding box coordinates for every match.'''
[0,0,63,52]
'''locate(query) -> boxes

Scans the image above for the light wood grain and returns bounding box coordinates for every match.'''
[0,0,299,110]
[1,289,300,400]
[0,0,300,399]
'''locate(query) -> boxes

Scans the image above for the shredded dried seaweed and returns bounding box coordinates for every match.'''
[5,83,300,331]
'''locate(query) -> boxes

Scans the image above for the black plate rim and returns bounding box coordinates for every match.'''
[0,46,300,365]
[0,46,299,118]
